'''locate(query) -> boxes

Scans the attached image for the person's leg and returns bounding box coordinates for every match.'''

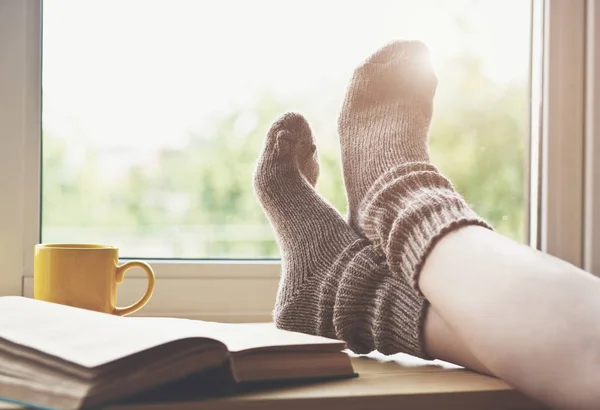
[254,112,427,358]
[420,226,600,409]
[337,41,600,408]
[422,304,492,375]
[253,111,491,373]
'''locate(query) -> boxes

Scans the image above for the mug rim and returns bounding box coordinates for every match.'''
[36,243,118,250]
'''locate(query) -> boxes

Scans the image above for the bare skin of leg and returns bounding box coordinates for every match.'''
[419,225,600,409]
[422,305,492,376]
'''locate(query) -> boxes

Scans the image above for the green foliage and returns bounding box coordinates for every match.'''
[42,53,527,258]
[430,54,526,239]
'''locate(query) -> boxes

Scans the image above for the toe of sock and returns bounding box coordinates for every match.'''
[268,112,319,184]
[270,112,312,139]
[364,40,431,66]
[351,41,437,100]
[262,112,309,158]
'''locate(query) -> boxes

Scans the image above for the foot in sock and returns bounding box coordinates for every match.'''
[338,41,491,290]
[254,112,430,358]
[338,40,438,231]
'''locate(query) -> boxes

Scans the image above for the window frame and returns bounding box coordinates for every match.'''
[533,0,587,267]
[584,0,600,274]
[0,0,597,321]
[0,0,42,298]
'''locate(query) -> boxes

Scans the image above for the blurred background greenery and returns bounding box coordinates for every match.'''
[42,0,529,258]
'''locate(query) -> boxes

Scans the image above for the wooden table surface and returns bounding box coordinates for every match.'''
[0,353,545,410]
[109,353,546,410]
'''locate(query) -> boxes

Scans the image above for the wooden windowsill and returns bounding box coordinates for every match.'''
[110,353,545,410]
[0,353,544,410]
[0,350,545,410]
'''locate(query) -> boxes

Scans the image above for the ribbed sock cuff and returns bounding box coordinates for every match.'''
[333,245,431,359]
[359,163,492,292]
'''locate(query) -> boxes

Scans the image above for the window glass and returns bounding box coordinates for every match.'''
[42,0,531,258]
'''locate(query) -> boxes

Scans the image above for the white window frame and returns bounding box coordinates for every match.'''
[584,0,600,273]
[533,0,586,267]
[0,0,42,298]
[1,0,597,322]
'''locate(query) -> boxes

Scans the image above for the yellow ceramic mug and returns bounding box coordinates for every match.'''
[34,244,155,316]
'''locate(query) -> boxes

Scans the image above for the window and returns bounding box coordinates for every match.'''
[42,0,530,259]
[0,0,595,319]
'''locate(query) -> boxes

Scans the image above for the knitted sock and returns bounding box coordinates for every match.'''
[254,112,430,358]
[338,40,437,232]
[338,41,491,291]
[359,163,492,291]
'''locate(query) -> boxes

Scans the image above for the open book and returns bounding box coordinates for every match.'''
[0,297,355,409]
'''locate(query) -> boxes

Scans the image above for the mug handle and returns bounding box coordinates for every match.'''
[113,261,156,316]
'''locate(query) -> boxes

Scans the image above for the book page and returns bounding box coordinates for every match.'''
[0,297,217,368]
[129,318,346,353]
